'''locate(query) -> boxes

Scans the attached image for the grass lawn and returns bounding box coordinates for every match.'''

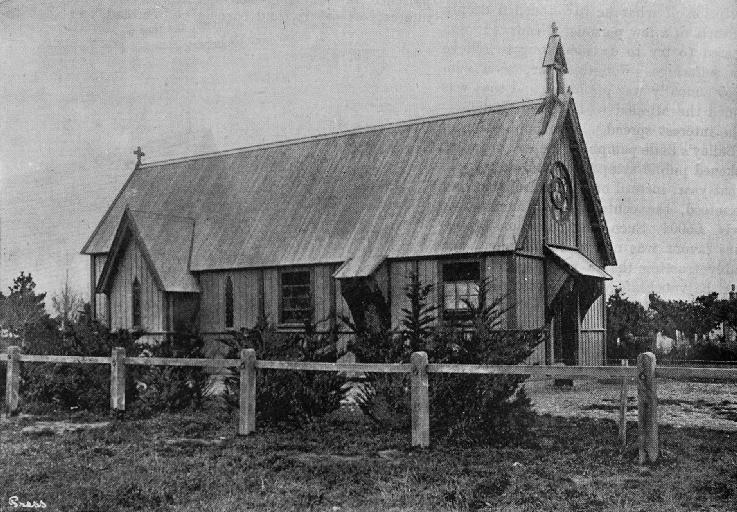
[1,405,736,511]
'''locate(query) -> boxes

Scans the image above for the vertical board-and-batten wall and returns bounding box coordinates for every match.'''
[389,256,547,365]
[198,264,352,335]
[577,179,606,365]
[107,240,165,333]
[552,128,606,365]
[545,129,578,249]
[199,256,519,333]
[519,127,607,365]
[389,256,515,330]
[93,254,108,325]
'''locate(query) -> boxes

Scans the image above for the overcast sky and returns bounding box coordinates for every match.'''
[1,0,735,306]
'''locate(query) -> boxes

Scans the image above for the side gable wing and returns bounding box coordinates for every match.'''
[97,208,200,294]
[97,208,165,294]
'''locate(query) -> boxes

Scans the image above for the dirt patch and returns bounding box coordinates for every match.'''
[528,379,737,431]
[21,421,111,436]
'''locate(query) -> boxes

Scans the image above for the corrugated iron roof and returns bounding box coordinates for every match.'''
[83,98,570,271]
[129,210,199,292]
[546,245,612,280]
[333,254,386,279]
[97,208,199,293]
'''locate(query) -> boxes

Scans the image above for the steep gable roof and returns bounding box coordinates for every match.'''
[82,96,602,272]
[97,208,199,293]
[565,101,616,266]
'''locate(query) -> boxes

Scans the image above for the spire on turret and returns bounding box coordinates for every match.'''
[542,22,568,96]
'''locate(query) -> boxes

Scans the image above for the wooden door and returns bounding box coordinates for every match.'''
[553,284,578,365]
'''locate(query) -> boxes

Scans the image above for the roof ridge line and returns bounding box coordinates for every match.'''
[139,97,546,168]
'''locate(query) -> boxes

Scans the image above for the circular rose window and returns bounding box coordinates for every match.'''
[549,162,572,221]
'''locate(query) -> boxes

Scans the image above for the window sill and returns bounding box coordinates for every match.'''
[277,324,310,332]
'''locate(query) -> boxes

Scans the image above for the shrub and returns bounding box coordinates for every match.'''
[128,332,209,417]
[20,321,139,413]
[657,336,737,364]
[19,318,207,416]
[428,328,540,445]
[221,317,343,425]
[351,274,538,444]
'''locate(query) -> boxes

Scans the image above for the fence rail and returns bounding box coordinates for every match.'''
[8,352,737,380]
[4,347,737,464]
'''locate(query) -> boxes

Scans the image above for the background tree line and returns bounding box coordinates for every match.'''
[606,285,737,361]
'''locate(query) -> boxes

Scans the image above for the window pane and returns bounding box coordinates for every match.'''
[467,293,479,309]
[444,283,455,309]
[442,261,480,316]
[281,271,312,323]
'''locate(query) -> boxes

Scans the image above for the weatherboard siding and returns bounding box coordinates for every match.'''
[108,240,164,333]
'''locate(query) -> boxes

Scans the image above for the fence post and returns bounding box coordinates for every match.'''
[6,346,21,416]
[238,348,257,436]
[619,359,628,448]
[410,351,430,448]
[110,347,126,417]
[637,352,658,464]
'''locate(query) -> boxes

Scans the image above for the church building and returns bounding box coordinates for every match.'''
[81,26,615,365]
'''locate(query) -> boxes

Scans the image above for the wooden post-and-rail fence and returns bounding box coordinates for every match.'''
[4,347,737,464]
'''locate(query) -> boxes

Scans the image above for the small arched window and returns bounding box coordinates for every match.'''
[225,276,234,328]
[132,277,142,329]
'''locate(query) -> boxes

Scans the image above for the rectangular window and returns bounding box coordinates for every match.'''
[280,270,312,325]
[442,261,480,318]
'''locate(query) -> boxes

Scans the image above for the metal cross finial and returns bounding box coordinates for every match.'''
[551,22,558,35]
[133,146,145,166]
